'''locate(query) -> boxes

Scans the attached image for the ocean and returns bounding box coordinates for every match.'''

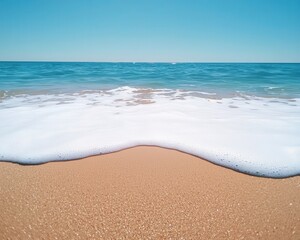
[0,62,299,177]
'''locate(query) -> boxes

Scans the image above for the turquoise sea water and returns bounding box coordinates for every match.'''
[0,62,300,98]
[0,62,299,177]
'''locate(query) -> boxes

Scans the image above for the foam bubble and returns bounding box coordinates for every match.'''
[0,87,299,177]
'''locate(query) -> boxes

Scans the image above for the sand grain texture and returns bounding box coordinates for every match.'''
[0,146,299,239]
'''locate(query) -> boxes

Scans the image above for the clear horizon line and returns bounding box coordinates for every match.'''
[0,60,299,64]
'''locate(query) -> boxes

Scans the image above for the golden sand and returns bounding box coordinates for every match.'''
[0,146,299,239]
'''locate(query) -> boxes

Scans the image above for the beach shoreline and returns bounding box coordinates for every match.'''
[0,146,299,239]
[4,144,299,179]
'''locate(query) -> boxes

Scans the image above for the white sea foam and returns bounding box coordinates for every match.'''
[0,86,299,177]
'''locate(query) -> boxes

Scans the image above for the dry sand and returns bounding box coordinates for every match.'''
[0,146,299,239]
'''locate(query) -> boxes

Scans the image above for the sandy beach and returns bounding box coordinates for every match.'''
[0,146,299,239]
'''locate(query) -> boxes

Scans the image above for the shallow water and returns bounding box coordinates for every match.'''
[0,62,299,177]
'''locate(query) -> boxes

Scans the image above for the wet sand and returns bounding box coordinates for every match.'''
[0,146,299,239]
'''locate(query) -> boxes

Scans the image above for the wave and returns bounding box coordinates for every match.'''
[0,86,299,177]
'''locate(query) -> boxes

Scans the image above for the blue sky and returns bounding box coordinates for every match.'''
[0,0,299,62]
